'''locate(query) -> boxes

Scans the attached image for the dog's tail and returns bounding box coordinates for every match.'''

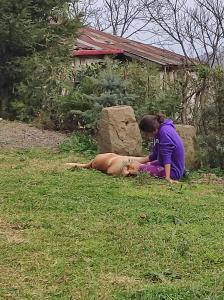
[65,161,93,169]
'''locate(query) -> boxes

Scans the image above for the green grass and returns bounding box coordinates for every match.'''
[0,149,223,300]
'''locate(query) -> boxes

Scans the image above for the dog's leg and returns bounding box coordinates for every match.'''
[65,161,93,169]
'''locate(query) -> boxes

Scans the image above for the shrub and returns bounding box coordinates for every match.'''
[197,67,224,169]
[59,132,97,156]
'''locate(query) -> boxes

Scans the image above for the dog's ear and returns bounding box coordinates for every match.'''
[121,165,130,176]
[125,162,140,175]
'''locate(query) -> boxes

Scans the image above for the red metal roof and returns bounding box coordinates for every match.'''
[74,27,188,66]
[74,49,124,56]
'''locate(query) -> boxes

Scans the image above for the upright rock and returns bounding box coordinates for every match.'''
[97,106,142,156]
[176,124,199,169]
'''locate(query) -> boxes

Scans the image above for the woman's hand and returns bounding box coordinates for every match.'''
[164,164,179,183]
[165,178,179,184]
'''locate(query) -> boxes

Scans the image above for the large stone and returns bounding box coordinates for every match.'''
[97,106,142,156]
[176,124,199,169]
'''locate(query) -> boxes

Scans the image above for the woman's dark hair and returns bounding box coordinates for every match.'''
[139,113,165,133]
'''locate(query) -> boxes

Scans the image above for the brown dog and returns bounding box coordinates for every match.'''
[65,153,149,176]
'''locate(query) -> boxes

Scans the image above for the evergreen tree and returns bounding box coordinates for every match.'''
[0,0,80,118]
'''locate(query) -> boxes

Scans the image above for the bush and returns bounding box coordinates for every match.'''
[11,59,182,132]
[54,60,182,132]
[197,67,224,169]
[56,61,138,131]
[59,132,97,156]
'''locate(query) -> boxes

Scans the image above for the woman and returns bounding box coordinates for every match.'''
[139,114,185,183]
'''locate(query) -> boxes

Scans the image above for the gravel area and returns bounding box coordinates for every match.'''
[0,120,67,150]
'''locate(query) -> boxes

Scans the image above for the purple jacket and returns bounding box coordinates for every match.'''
[149,119,185,180]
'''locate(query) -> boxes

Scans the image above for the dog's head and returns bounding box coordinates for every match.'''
[121,160,141,176]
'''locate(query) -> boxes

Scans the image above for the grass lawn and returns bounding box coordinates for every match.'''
[0,148,223,300]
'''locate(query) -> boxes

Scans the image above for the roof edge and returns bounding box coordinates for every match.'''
[73,49,124,56]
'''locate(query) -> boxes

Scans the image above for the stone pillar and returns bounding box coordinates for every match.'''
[176,124,199,169]
[97,106,142,156]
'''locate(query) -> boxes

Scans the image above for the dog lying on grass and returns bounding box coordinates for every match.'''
[65,153,149,176]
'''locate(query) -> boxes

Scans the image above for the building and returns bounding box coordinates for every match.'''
[73,27,190,81]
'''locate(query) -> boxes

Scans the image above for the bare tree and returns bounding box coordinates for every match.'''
[140,0,224,126]
[69,0,102,26]
[142,0,224,66]
[99,0,152,38]
[70,0,152,38]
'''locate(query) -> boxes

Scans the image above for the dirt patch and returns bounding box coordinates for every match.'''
[0,218,25,244]
[193,173,224,185]
[0,120,67,150]
[103,273,140,285]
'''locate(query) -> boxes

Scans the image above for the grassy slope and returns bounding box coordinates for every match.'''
[0,149,223,300]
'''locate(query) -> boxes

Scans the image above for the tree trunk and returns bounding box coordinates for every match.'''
[0,87,9,118]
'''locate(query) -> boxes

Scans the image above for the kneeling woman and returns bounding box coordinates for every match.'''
[138,114,185,183]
